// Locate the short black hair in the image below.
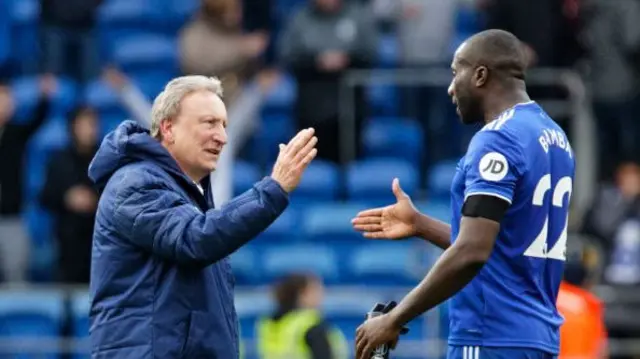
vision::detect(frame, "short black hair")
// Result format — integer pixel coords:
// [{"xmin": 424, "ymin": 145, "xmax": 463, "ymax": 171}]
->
[{"xmin": 463, "ymin": 29, "xmax": 527, "ymax": 81}]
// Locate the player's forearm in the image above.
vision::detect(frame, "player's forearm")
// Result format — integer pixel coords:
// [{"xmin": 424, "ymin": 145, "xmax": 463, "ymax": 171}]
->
[
  {"xmin": 414, "ymin": 213, "xmax": 451, "ymax": 250},
  {"xmin": 388, "ymin": 243, "xmax": 486, "ymax": 327}
]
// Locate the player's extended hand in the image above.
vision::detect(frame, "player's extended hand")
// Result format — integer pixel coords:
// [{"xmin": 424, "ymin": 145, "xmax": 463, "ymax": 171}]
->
[
  {"xmin": 270, "ymin": 128, "xmax": 318, "ymax": 193},
  {"xmin": 351, "ymin": 178, "xmax": 419, "ymax": 240},
  {"xmin": 356, "ymin": 313, "xmax": 403, "ymax": 359}
]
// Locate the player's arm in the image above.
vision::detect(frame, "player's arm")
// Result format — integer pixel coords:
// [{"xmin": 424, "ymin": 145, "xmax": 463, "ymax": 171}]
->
[
  {"xmin": 112, "ymin": 173, "xmax": 289, "ymax": 266},
  {"xmin": 386, "ymin": 130, "xmax": 523, "ymax": 327},
  {"xmin": 413, "ymin": 213, "xmax": 452, "ymax": 250},
  {"xmin": 387, "ymin": 197, "xmax": 508, "ymax": 327}
]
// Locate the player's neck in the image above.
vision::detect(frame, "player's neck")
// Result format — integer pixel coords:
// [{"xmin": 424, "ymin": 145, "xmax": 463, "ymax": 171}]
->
[{"xmin": 483, "ymin": 89, "xmax": 531, "ymax": 124}]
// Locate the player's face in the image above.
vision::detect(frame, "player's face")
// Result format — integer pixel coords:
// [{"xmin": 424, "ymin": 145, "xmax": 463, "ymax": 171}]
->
[
  {"xmin": 162, "ymin": 90, "xmax": 228, "ymax": 180},
  {"xmin": 448, "ymin": 49, "xmax": 484, "ymax": 124}
]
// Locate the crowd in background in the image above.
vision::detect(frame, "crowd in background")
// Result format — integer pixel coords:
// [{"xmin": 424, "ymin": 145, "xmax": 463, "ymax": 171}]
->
[{"xmin": 0, "ymin": 0, "xmax": 639, "ymax": 357}]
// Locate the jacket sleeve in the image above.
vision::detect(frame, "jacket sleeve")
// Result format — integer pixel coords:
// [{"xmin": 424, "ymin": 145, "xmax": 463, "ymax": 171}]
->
[{"xmin": 111, "ymin": 175, "xmax": 289, "ymax": 266}]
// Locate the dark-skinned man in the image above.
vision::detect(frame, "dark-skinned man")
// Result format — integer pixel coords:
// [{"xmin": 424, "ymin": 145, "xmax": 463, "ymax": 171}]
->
[{"xmin": 352, "ymin": 29, "xmax": 575, "ymax": 359}]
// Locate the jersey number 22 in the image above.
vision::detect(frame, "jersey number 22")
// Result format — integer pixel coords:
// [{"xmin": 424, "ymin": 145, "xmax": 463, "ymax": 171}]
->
[{"xmin": 523, "ymin": 175, "xmax": 572, "ymax": 261}]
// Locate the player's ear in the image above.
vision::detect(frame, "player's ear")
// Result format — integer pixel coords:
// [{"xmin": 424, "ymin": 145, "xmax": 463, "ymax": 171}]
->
[{"xmin": 474, "ymin": 66, "xmax": 488, "ymax": 87}]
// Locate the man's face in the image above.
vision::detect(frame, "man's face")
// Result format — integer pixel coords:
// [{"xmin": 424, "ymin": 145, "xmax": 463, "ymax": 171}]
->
[
  {"xmin": 0, "ymin": 86, "xmax": 15, "ymax": 126},
  {"xmin": 448, "ymin": 44, "xmax": 484, "ymax": 125},
  {"xmin": 163, "ymin": 90, "xmax": 228, "ymax": 180}
]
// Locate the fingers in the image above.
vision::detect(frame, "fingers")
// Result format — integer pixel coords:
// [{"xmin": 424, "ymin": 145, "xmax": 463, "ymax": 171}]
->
[
  {"xmin": 284, "ymin": 128, "xmax": 315, "ymax": 156},
  {"xmin": 355, "ymin": 208, "xmax": 384, "ymax": 218},
  {"xmin": 352, "ymin": 216, "xmax": 381, "ymax": 226},
  {"xmin": 293, "ymin": 134, "xmax": 318, "ymax": 166},
  {"xmin": 392, "ymin": 177, "xmax": 407, "ymax": 199},
  {"xmin": 363, "ymin": 232, "xmax": 388, "ymax": 239},
  {"xmin": 353, "ymin": 224, "xmax": 383, "ymax": 233}
]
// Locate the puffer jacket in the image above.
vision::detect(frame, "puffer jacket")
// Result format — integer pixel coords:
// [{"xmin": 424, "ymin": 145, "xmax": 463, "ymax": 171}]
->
[{"xmin": 87, "ymin": 120, "xmax": 288, "ymax": 358}]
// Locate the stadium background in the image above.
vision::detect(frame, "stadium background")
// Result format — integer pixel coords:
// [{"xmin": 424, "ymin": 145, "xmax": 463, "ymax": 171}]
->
[{"xmin": 0, "ymin": 0, "xmax": 639, "ymax": 358}]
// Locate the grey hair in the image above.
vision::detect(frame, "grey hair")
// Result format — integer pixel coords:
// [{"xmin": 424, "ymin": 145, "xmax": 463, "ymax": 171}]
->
[{"xmin": 150, "ymin": 75, "xmax": 224, "ymax": 138}]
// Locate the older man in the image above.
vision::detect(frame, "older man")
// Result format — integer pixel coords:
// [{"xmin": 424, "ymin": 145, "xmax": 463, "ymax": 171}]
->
[{"xmin": 87, "ymin": 75, "xmax": 318, "ymax": 358}]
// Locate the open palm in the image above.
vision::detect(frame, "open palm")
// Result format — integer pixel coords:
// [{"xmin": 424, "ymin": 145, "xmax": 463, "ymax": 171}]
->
[{"xmin": 351, "ymin": 178, "xmax": 419, "ymax": 240}]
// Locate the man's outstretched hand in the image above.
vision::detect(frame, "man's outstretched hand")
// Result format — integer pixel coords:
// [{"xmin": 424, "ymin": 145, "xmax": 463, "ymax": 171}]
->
[
  {"xmin": 351, "ymin": 178, "xmax": 419, "ymax": 240},
  {"xmin": 270, "ymin": 128, "xmax": 318, "ymax": 193}
]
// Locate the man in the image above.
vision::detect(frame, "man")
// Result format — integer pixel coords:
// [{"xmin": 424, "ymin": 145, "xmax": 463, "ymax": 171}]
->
[
  {"xmin": 87, "ymin": 75, "xmax": 318, "ymax": 358},
  {"xmin": 352, "ymin": 29, "xmax": 575, "ymax": 359},
  {"xmin": 557, "ymin": 245, "xmax": 608, "ymax": 359}
]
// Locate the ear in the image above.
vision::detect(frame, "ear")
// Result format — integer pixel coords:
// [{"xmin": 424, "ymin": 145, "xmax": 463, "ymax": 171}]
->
[
  {"xmin": 160, "ymin": 118, "xmax": 174, "ymax": 143},
  {"xmin": 474, "ymin": 65, "xmax": 488, "ymax": 87}
]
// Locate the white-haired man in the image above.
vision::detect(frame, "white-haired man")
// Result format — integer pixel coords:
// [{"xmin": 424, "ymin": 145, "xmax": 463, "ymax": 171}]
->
[{"xmin": 87, "ymin": 75, "xmax": 318, "ymax": 358}]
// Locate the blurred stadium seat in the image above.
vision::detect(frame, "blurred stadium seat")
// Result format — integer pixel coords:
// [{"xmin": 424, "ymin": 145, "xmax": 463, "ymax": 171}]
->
[
  {"xmin": 110, "ymin": 34, "xmax": 178, "ymax": 73},
  {"xmin": 289, "ymin": 160, "xmax": 340, "ymax": 205},
  {"xmin": 302, "ymin": 202, "xmax": 371, "ymax": 244},
  {"xmin": 362, "ymin": 116, "xmax": 424, "ymax": 166},
  {"xmin": 348, "ymin": 242, "xmax": 425, "ymax": 285},
  {"xmin": 232, "ymin": 160, "xmax": 261, "ymax": 195},
  {"xmin": 261, "ymin": 244, "xmax": 340, "ymax": 283},
  {"xmin": 426, "ymin": 159, "xmax": 459, "ymax": 201},
  {"xmin": 0, "ymin": 289, "xmax": 64, "ymax": 359},
  {"xmin": 346, "ymin": 159, "xmax": 419, "ymax": 204}
]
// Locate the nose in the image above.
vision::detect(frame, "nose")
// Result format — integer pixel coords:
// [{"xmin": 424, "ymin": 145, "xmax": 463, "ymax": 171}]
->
[
  {"xmin": 214, "ymin": 126, "xmax": 228, "ymax": 147},
  {"xmin": 447, "ymin": 81, "xmax": 454, "ymax": 98}
]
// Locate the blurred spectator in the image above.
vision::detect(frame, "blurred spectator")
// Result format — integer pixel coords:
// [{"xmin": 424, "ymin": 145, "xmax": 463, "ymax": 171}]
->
[
  {"xmin": 40, "ymin": 0, "xmax": 102, "ymax": 84},
  {"xmin": 558, "ymin": 244, "xmax": 608, "ymax": 359},
  {"xmin": 242, "ymin": 0, "xmax": 275, "ymax": 64},
  {"xmin": 481, "ymin": 0, "xmax": 583, "ymax": 68},
  {"xmin": 279, "ymin": 0, "xmax": 377, "ymax": 163},
  {"xmin": 257, "ymin": 273, "xmax": 348, "ymax": 359},
  {"xmin": 581, "ymin": 0, "xmax": 640, "ymax": 181},
  {"xmin": 179, "ymin": 0, "xmax": 269, "ymax": 105},
  {"xmin": 373, "ymin": 0, "xmax": 458, "ymax": 66},
  {"xmin": 102, "ymin": 67, "xmax": 153, "ymax": 126},
  {"xmin": 0, "ymin": 74, "xmax": 56, "ymax": 283},
  {"xmin": 40, "ymin": 105, "xmax": 99, "ymax": 284},
  {"xmin": 582, "ymin": 162, "xmax": 640, "ymax": 285}
]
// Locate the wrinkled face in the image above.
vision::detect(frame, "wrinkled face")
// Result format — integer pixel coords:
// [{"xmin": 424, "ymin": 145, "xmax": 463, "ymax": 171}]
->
[
  {"xmin": 448, "ymin": 43, "xmax": 485, "ymax": 125},
  {"xmin": 161, "ymin": 90, "xmax": 228, "ymax": 180},
  {"xmin": 0, "ymin": 86, "xmax": 15, "ymax": 125}
]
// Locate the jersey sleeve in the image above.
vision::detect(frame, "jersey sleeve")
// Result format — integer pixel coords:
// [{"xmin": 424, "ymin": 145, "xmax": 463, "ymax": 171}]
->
[{"xmin": 463, "ymin": 129, "xmax": 526, "ymax": 205}]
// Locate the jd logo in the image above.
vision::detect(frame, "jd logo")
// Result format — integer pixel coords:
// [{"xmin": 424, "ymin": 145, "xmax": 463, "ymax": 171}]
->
[{"xmin": 478, "ymin": 152, "xmax": 509, "ymax": 181}]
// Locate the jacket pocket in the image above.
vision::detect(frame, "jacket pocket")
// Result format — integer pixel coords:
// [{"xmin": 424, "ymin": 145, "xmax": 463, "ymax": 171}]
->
[{"xmin": 182, "ymin": 311, "xmax": 234, "ymax": 359}]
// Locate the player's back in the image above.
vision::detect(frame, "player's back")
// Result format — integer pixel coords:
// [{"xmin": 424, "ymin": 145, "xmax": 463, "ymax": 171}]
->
[{"xmin": 448, "ymin": 101, "xmax": 575, "ymax": 355}]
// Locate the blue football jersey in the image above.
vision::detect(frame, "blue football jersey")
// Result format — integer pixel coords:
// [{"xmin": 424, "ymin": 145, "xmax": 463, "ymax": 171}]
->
[{"xmin": 448, "ymin": 101, "xmax": 575, "ymax": 354}]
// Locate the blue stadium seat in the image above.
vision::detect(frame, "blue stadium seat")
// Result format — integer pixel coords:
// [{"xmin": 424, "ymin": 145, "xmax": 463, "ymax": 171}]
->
[
  {"xmin": 302, "ymin": 202, "xmax": 372, "ymax": 244},
  {"xmin": 98, "ymin": 0, "xmax": 165, "ymax": 50},
  {"xmin": 289, "ymin": 160, "xmax": 340, "ymax": 205},
  {"xmin": 229, "ymin": 245, "xmax": 260, "ymax": 285},
  {"xmin": 70, "ymin": 290, "xmax": 90, "ymax": 359},
  {"xmin": 261, "ymin": 244, "xmax": 340, "ymax": 283},
  {"xmin": 255, "ymin": 207, "xmax": 300, "ymax": 244},
  {"xmin": 84, "ymin": 80, "xmax": 122, "ymax": 115},
  {"xmin": 128, "ymin": 70, "xmax": 176, "ymax": 101},
  {"xmin": 8, "ymin": 0, "xmax": 39, "ymax": 74},
  {"xmin": 247, "ymin": 114, "xmax": 294, "ymax": 166},
  {"xmin": 367, "ymin": 84, "xmax": 400, "ymax": 116},
  {"xmin": 348, "ymin": 242, "xmax": 425, "ymax": 285},
  {"xmin": 111, "ymin": 35, "xmax": 178, "ymax": 73},
  {"xmin": 322, "ymin": 289, "xmax": 386, "ymax": 342},
  {"xmin": 261, "ymin": 74, "xmax": 296, "ymax": 114},
  {"xmin": 10, "ymin": 76, "xmax": 78, "ymax": 122},
  {"xmin": 233, "ymin": 160, "xmax": 261, "ymax": 195},
  {"xmin": 346, "ymin": 159, "xmax": 419, "ymax": 204},
  {"xmin": 415, "ymin": 199, "xmax": 451, "ymax": 224},
  {"xmin": 427, "ymin": 159, "xmax": 458, "ymax": 201},
  {"xmin": 378, "ymin": 33, "xmax": 399, "ymax": 68},
  {"xmin": 0, "ymin": 289, "xmax": 65, "ymax": 359},
  {"xmin": 362, "ymin": 117, "xmax": 424, "ymax": 165},
  {"xmin": 235, "ymin": 290, "xmax": 273, "ymax": 340}
]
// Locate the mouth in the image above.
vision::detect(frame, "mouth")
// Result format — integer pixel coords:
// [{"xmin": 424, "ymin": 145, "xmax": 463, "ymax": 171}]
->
[{"xmin": 205, "ymin": 149, "xmax": 221, "ymax": 156}]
